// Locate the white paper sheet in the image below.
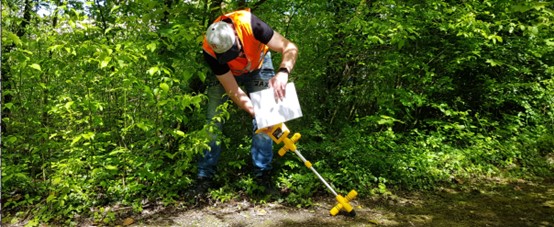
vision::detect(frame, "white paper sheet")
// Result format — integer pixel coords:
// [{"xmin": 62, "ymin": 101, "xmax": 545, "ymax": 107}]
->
[{"xmin": 250, "ymin": 83, "xmax": 303, "ymax": 129}]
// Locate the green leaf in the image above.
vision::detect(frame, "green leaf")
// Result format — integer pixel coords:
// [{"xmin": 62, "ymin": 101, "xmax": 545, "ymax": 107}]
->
[
  {"xmin": 26, "ymin": 219, "xmax": 38, "ymax": 226},
  {"xmin": 46, "ymin": 193, "xmax": 57, "ymax": 203},
  {"xmin": 4, "ymin": 31, "xmax": 22, "ymax": 46},
  {"xmin": 175, "ymin": 168, "xmax": 183, "ymax": 177},
  {"xmin": 148, "ymin": 66, "xmax": 159, "ymax": 76},
  {"xmin": 3, "ymin": 102, "xmax": 14, "ymax": 110},
  {"xmin": 530, "ymin": 26, "xmax": 539, "ymax": 35},
  {"xmin": 100, "ymin": 56, "xmax": 112, "ymax": 68},
  {"xmin": 160, "ymin": 83, "xmax": 170, "ymax": 92},
  {"xmin": 82, "ymin": 132, "xmax": 95, "ymax": 140},
  {"xmin": 65, "ymin": 101, "xmax": 74, "ymax": 110},
  {"xmin": 174, "ymin": 130, "xmax": 185, "ymax": 137},
  {"xmin": 162, "ymin": 67, "xmax": 171, "ymax": 75},
  {"xmin": 30, "ymin": 63, "xmax": 42, "ymax": 71},
  {"xmin": 158, "ymin": 99, "xmax": 168, "ymax": 106},
  {"xmin": 71, "ymin": 135, "xmax": 82, "ymax": 146},
  {"xmin": 486, "ymin": 59, "xmax": 503, "ymax": 66},
  {"xmin": 5, "ymin": 135, "xmax": 17, "ymax": 144},
  {"xmin": 105, "ymin": 165, "xmax": 118, "ymax": 171},
  {"xmin": 164, "ymin": 152, "xmax": 176, "ymax": 159},
  {"xmin": 147, "ymin": 42, "xmax": 157, "ymax": 52},
  {"xmin": 377, "ymin": 115, "xmax": 394, "ymax": 125},
  {"xmin": 136, "ymin": 122, "xmax": 151, "ymax": 131},
  {"xmin": 110, "ymin": 5, "xmax": 121, "ymax": 13},
  {"xmin": 48, "ymin": 44, "xmax": 63, "ymax": 52},
  {"xmin": 109, "ymin": 148, "xmax": 127, "ymax": 155},
  {"xmin": 52, "ymin": 177, "xmax": 62, "ymax": 185}
]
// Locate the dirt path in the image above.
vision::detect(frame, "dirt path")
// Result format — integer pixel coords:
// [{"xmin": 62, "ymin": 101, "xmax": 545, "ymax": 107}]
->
[
  {"xmin": 3, "ymin": 178, "xmax": 553, "ymax": 226},
  {"xmin": 127, "ymin": 178, "xmax": 554, "ymax": 227}
]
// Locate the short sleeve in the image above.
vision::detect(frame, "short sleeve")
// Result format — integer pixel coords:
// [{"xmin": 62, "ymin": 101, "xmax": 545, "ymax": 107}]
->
[{"xmin": 250, "ymin": 13, "xmax": 274, "ymax": 44}]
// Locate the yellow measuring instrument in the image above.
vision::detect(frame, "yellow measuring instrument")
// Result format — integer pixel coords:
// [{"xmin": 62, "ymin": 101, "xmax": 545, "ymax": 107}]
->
[{"xmin": 257, "ymin": 123, "xmax": 357, "ymax": 216}]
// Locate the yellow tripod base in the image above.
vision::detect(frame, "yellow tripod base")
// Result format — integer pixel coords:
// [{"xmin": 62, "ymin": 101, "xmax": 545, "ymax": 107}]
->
[{"xmin": 329, "ymin": 190, "xmax": 358, "ymax": 216}]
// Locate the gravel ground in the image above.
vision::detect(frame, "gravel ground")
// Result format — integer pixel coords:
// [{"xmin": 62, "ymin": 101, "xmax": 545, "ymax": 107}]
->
[{"xmin": 131, "ymin": 197, "xmax": 374, "ymax": 227}]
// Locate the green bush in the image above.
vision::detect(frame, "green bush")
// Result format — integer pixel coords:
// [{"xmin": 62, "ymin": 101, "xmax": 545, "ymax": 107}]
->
[{"xmin": 2, "ymin": 0, "xmax": 553, "ymax": 224}]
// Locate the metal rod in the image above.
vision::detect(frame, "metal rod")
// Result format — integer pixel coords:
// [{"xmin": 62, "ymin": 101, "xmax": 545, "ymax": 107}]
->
[{"xmin": 293, "ymin": 149, "xmax": 338, "ymax": 197}]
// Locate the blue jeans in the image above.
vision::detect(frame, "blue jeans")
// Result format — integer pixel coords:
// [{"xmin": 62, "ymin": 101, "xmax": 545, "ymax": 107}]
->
[{"xmin": 198, "ymin": 52, "xmax": 275, "ymax": 179}]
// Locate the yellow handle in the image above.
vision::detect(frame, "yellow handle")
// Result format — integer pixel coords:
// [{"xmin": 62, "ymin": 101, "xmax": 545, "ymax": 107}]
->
[
  {"xmin": 278, "ymin": 147, "xmax": 287, "ymax": 157},
  {"xmin": 283, "ymin": 137, "xmax": 297, "ymax": 152},
  {"xmin": 329, "ymin": 204, "xmax": 342, "ymax": 216},
  {"xmin": 290, "ymin": 133, "xmax": 301, "ymax": 143},
  {"xmin": 346, "ymin": 190, "xmax": 358, "ymax": 200}
]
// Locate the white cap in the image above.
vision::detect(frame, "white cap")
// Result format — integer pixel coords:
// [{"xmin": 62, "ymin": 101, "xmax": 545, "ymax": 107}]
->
[{"xmin": 206, "ymin": 21, "xmax": 236, "ymax": 53}]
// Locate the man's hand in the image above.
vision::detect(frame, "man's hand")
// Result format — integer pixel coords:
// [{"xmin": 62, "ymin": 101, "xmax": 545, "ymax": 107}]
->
[
  {"xmin": 269, "ymin": 71, "xmax": 288, "ymax": 101},
  {"xmin": 266, "ymin": 31, "xmax": 297, "ymax": 102}
]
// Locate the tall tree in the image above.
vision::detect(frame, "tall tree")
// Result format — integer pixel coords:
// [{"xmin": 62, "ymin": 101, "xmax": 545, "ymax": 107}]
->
[{"xmin": 1, "ymin": 0, "xmax": 33, "ymax": 134}]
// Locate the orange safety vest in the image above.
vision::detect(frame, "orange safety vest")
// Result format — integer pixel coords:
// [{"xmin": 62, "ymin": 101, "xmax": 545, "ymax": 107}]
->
[{"xmin": 202, "ymin": 9, "xmax": 269, "ymax": 76}]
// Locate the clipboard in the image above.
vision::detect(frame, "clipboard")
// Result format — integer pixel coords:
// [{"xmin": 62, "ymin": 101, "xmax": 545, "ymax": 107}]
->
[{"xmin": 250, "ymin": 82, "xmax": 303, "ymax": 129}]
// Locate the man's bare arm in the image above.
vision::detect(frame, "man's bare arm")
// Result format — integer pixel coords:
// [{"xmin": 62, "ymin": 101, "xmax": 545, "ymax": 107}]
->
[
  {"xmin": 266, "ymin": 31, "xmax": 298, "ymax": 100},
  {"xmin": 216, "ymin": 71, "xmax": 255, "ymax": 117}
]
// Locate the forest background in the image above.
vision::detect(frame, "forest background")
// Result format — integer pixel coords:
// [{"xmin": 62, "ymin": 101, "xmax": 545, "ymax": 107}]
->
[{"xmin": 2, "ymin": 0, "xmax": 553, "ymax": 225}]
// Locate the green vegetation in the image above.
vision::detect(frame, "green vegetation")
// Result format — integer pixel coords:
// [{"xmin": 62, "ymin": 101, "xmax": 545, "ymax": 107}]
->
[{"xmin": 2, "ymin": 0, "xmax": 553, "ymax": 225}]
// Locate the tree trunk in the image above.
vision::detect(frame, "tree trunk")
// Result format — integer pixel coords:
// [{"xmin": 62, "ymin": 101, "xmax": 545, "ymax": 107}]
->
[{"xmin": 1, "ymin": 0, "xmax": 33, "ymax": 134}]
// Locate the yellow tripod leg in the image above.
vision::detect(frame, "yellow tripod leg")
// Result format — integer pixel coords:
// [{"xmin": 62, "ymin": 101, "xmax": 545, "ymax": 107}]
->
[{"xmin": 329, "ymin": 190, "xmax": 358, "ymax": 216}]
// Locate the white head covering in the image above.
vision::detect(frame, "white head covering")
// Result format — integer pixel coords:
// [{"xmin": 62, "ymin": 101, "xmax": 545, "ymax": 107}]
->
[{"xmin": 206, "ymin": 21, "xmax": 236, "ymax": 53}]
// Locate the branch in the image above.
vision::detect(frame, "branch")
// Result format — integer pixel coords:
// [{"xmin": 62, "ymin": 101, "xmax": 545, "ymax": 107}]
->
[{"xmin": 251, "ymin": 0, "xmax": 268, "ymax": 11}]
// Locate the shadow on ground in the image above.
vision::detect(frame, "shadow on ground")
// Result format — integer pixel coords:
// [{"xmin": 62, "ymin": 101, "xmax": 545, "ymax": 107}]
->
[{"xmin": 124, "ymin": 177, "xmax": 553, "ymax": 227}]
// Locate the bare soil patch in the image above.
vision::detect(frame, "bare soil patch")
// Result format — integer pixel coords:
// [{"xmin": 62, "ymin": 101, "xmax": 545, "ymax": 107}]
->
[
  {"xmin": 127, "ymin": 178, "xmax": 554, "ymax": 227},
  {"xmin": 3, "ymin": 178, "xmax": 553, "ymax": 226}
]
